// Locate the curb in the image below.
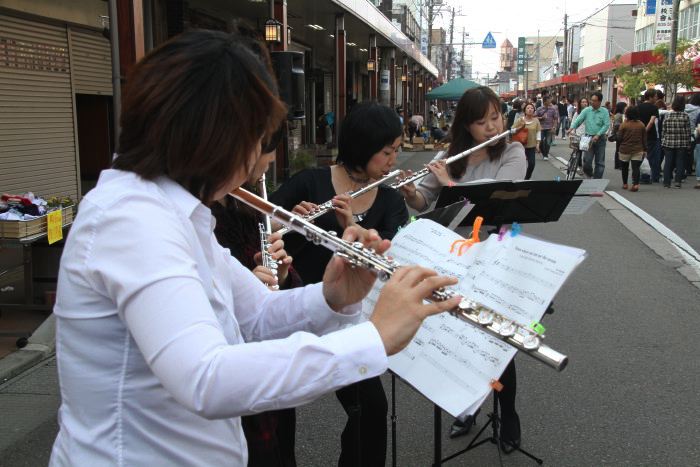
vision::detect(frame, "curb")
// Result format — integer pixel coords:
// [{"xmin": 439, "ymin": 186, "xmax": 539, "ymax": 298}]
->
[{"xmin": 0, "ymin": 314, "xmax": 55, "ymax": 385}]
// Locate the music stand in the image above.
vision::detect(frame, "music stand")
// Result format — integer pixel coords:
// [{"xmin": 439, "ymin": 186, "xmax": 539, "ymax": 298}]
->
[
  {"xmin": 413, "ymin": 183, "xmax": 581, "ymax": 465},
  {"xmin": 434, "ymin": 179, "xmax": 583, "ymax": 228}
]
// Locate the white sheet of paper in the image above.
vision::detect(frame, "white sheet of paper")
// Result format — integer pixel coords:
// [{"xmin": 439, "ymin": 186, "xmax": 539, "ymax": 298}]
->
[
  {"xmin": 563, "ymin": 179, "xmax": 610, "ymax": 215},
  {"xmin": 362, "ymin": 219, "xmax": 586, "ymax": 418}
]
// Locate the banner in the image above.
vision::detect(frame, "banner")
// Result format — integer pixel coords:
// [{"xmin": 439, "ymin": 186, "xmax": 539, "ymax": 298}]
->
[
  {"xmin": 655, "ymin": 0, "xmax": 674, "ymax": 43},
  {"xmin": 646, "ymin": 0, "xmax": 656, "ymax": 15}
]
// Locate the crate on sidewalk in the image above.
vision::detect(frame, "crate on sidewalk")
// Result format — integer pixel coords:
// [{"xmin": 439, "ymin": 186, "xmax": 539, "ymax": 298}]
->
[{"xmin": 0, "ymin": 205, "xmax": 74, "ymax": 239}]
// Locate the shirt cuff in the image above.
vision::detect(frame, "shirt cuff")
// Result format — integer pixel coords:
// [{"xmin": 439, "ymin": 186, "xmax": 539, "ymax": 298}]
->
[
  {"xmin": 303, "ymin": 282, "xmax": 364, "ymax": 330},
  {"xmin": 321, "ymin": 321, "xmax": 388, "ymax": 383}
]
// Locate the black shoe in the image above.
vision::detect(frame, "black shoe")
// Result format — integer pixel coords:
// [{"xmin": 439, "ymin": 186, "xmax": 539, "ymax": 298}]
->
[
  {"xmin": 499, "ymin": 412, "xmax": 521, "ymax": 454},
  {"xmin": 449, "ymin": 409, "xmax": 480, "ymax": 438}
]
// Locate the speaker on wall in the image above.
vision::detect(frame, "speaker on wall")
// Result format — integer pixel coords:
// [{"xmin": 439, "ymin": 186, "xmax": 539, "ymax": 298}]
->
[{"xmin": 270, "ymin": 51, "xmax": 305, "ymax": 120}]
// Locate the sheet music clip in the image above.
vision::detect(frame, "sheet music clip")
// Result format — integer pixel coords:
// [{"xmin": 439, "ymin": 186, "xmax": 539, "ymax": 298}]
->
[
  {"xmin": 497, "ymin": 225, "xmax": 508, "ymax": 241},
  {"xmin": 531, "ymin": 321, "xmax": 546, "ymax": 335},
  {"xmin": 555, "ymin": 176, "xmax": 561, "ymax": 182},
  {"xmin": 489, "ymin": 379, "xmax": 504, "ymax": 392},
  {"xmin": 510, "ymin": 222, "xmax": 521, "ymax": 237},
  {"xmin": 449, "ymin": 216, "xmax": 483, "ymax": 255}
]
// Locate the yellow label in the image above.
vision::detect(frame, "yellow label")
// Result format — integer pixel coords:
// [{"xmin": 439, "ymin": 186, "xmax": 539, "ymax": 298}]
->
[{"xmin": 47, "ymin": 210, "xmax": 63, "ymax": 245}]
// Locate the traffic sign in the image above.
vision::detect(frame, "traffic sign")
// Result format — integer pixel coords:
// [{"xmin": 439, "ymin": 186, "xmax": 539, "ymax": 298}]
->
[{"xmin": 482, "ymin": 32, "xmax": 496, "ymax": 49}]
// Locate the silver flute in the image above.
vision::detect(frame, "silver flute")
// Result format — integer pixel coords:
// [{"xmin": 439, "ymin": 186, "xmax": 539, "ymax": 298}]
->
[
  {"xmin": 276, "ymin": 129, "xmax": 514, "ymax": 236},
  {"xmin": 257, "ymin": 174, "xmax": 279, "ymax": 290},
  {"xmin": 229, "ymin": 187, "xmax": 568, "ymax": 372},
  {"xmin": 389, "ymin": 128, "xmax": 515, "ymax": 189}
]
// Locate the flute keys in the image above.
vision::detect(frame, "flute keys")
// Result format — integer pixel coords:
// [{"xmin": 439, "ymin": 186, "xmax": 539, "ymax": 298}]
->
[
  {"xmin": 522, "ymin": 334, "xmax": 540, "ymax": 350},
  {"xmin": 498, "ymin": 320, "xmax": 516, "ymax": 337},
  {"xmin": 477, "ymin": 310, "xmax": 494, "ymax": 325}
]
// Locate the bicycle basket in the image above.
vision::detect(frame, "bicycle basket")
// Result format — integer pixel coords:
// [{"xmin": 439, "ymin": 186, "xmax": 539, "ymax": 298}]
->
[{"xmin": 569, "ymin": 135, "xmax": 581, "ymax": 150}]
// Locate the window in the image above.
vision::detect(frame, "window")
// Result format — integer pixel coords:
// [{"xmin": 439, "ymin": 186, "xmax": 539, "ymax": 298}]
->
[
  {"xmin": 679, "ymin": 3, "xmax": 700, "ymax": 41},
  {"xmin": 634, "ymin": 24, "xmax": 654, "ymax": 51}
]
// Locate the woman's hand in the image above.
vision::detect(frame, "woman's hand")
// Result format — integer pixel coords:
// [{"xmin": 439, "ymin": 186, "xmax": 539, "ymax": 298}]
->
[
  {"xmin": 426, "ymin": 160, "xmax": 451, "ymax": 186},
  {"xmin": 536, "ymin": 143, "xmax": 541, "ymax": 154},
  {"xmin": 291, "ymin": 201, "xmax": 319, "ymax": 218},
  {"xmin": 370, "ymin": 266, "xmax": 461, "ymax": 355},
  {"xmin": 253, "ymin": 232, "xmax": 292, "ymax": 285},
  {"xmin": 252, "ymin": 265, "xmax": 280, "ymax": 290},
  {"xmin": 322, "ymin": 226, "xmax": 391, "ymax": 311},
  {"xmin": 397, "ymin": 170, "xmax": 417, "ymax": 199},
  {"xmin": 332, "ymin": 193, "xmax": 355, "ymax": 230}
]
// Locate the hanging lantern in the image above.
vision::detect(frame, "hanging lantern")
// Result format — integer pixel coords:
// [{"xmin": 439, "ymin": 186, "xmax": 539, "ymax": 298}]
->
[{"xmin": 265, "ymin": 19, "xmax": 282, "ymax": 43}]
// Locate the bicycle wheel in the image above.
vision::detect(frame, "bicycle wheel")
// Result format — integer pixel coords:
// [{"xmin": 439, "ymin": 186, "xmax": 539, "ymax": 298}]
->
[{"xmin": 565, "ymin": 150, "xmax": 578, "ymax": 180}]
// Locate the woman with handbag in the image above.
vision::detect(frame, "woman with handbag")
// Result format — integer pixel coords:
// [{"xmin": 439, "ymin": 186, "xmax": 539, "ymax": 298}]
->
[
  {"xmin": 512, "ymin": 102, "xmax": 541, "ymax": 179},
  {"xmin": 611, "ymin": 102, "xmax": 627, "ymax": 169},
  {"xmin": 616, "ymin": 106, "xmax": 647, "ymax": 192}
]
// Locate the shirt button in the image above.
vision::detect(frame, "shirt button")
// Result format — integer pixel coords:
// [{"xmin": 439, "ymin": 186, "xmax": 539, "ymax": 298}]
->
[{"xmin": 359, "ymin": 366, "xmax": 368, "ymax": 376}]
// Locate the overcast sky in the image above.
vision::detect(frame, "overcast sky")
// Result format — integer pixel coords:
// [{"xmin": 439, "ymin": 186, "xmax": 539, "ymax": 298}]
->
[{"xmin": 431, "ymin": 0, "xmax": 636, "ymax": 78}]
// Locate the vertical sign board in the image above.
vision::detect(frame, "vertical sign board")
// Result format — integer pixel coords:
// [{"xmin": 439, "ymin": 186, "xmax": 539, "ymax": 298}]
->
[
  {"xmin": 655, "ymin": 0, "xmax": 674, "ymax": 43},
  {"xmin": 517, "ymin": 37, "xmax": 526, "ymax": 75},
  {"xmin": 646, "ymin": 0, "xmax": 657, "ymax": 15},
  {"xmin": 47, "ymin": 210, "xmax": 63, "ymax": 245}
]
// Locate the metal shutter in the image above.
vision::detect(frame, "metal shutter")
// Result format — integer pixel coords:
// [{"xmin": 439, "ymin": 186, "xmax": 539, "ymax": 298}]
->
[
  {"xmin": 0, "ymin": 14, "xmax": 78, "ymax": 200},
  {"xmin": 69, "ymin": 28, "xmax": 112, "ymax": 96}
]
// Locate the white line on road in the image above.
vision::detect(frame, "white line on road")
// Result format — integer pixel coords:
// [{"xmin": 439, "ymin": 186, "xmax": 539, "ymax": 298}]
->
[{"xmin": 605, "ymin": 191, "xmax": 700, "ymax": 278}]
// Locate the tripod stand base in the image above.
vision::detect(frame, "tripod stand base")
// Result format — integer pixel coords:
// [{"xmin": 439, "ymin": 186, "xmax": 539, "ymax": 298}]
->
[{"xmin": 435, "ymin": 392, "xmax": 543, "ymax": 465}]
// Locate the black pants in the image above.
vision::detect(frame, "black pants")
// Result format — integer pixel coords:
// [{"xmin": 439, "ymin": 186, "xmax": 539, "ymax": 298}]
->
[
  {"xmin": 336, "ymin": 376, "xmax": 388, "ymax": 467},
  {"xmin": 524, "ymin": 147, "xmax": 536, "ymax": 180},
  {"xmin": 621, "ymin": 159, "xmax": 642, "ymax": 185},
  {"xmin": 663, "ymin": 147, "xmax": 686, "ymax": 185},
  {"xmin": 497, "ymin": 360, "xmax": 517, "ymax": 417},
  {"xmin": 540, "ymin": 129, "xmax": 552, "ymax": 157},
  {"xmin": 242, "ymin": 408, "xmax": 297, "ymax": 467}
]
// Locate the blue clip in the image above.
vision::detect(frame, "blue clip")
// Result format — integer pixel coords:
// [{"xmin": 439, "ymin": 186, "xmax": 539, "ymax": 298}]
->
[
  {"xmin": 510, "ymin": 222, "xmax": 521, "ymax": 238},
  {"xmin": 554, "ymin": 176, "xmax": 561, "ymax": 182},
  {"xmin": 498, "ymin": 226, "xmax": 507, "ymax": 241}
]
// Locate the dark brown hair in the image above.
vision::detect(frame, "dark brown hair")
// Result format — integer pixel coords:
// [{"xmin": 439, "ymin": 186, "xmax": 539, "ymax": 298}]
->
[
  {"xmin": 671, "ymin": 94, "xmax": 686, "ymax": 112},
  {"xmin": 113, "ymin": 29, "xmax": 287, "ymax": 204},
  {"xmin": 447, "ymin": 86, "xmax": 506, "ymax": 179}
]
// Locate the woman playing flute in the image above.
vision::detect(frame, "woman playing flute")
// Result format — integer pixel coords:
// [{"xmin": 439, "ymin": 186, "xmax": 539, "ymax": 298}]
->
[
  {"xmin": 398, "ymin": 86, "xmax": 526, "ymax": 453},
  {"xmin": 48, "ymin": 30, "xmax": 460, "ymax": 466},
  {"xmin": 270, "ymin": 102, "xmax": 407, "ymax": 466}
]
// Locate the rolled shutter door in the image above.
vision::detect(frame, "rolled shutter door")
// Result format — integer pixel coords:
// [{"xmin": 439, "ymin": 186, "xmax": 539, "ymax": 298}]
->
[
  {"xmin": 0, "ymin": 14, "xmax": 78, "ymax": 200},
  {"xmin": 69, "ymin": 28, "xmax": 112, "ymax": 96}
]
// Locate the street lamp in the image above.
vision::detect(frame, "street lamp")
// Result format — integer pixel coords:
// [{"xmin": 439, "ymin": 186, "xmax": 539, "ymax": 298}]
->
[
  {"xmin": 401, "ymin": 73, "xmax": 407, "ymax": 82},
  {"xmin": 287, "ymin": 25, "xmax": 292, "ymax": 45},
  {"xmin": 367, "ymin": 58, "xmax": 376, "ymax": 72},
  {"xmin": 265, "ymin": 19, "xmax": 282, "ymax": 43}
]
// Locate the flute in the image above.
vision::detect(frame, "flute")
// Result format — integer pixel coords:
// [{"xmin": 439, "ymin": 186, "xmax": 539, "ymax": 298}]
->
[
  {"xmin": 229, "ymin": 187, "xmax": 568, "ymax": 371},
  {"xmin": 256, "ymin": 174, "xmax": 279, "ymax": 290},
  {"xmin": 389, "ymin": 128, "xmax": 515, "ymax": 189},
  {"xmin": 276, "ymin": 129, "xmax": 514, "ymax": 236}
]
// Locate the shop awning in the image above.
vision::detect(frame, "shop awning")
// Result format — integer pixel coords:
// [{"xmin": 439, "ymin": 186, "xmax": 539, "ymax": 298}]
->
[{"xmin": 425, "ymin": 78, "xmax": 480, "ymax": 100}]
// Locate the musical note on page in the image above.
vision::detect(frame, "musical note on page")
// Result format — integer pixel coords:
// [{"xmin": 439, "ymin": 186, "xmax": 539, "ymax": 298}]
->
[{"xmin": 361, "ymin": 219, "xmax": 586, "ymax": 418}]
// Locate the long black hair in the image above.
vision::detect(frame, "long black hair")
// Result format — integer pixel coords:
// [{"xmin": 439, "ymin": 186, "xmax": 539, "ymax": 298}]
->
[{"xmin": 447, "ymin": 86, "xmax": 506, "ymax": 179}]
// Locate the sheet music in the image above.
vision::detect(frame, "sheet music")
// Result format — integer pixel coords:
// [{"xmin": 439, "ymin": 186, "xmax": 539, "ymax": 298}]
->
[
  {"xmin": 361, "ymin": 219, "xmax": 586, "ymax": 418},
  {"xmin": 563, "ymin": 179, "xmax": 610, "ymax": 215}
]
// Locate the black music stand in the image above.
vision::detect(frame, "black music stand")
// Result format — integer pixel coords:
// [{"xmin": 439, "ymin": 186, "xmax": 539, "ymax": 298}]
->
[{"xmin": 434, "ymin": 179, "xmax": 582, "ymax": 228}]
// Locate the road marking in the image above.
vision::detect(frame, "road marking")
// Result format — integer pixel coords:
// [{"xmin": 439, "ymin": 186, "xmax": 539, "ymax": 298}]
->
[{"xmin": 605, "ymin": 190, "xmax": 700, "ymax": 281}]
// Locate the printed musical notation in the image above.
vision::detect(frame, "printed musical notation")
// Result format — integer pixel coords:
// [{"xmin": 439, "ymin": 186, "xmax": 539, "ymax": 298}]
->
[{"xmin": 362, "ymin": 219, "xmax": 586, "ymax": 418}]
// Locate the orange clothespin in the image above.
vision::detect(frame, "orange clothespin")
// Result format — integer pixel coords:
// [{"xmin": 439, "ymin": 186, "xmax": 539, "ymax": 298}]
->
[
  {"xmin": 449, "ymin": 216, "xmax": 483, "ymax": 256},
  {"xmin": 490, "ymin": 379, "xmax": 504, "ymax": 392}
]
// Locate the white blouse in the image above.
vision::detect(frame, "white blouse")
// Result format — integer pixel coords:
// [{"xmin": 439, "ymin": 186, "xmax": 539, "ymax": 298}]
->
[{"xmin": 49, "ymin": 169, "xmax": 387, "ymax": 466}]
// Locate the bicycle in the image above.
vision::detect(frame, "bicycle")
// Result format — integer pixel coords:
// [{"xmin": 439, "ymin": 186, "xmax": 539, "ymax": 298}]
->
[{"xmin": 565, "ymin": 135, "xmax": 582, "ymax": 180}]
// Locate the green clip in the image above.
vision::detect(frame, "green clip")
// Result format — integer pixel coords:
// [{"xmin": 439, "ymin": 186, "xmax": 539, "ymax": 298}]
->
[
  {"xmin": 410, "ymin": 215, "xmax": 417, "ymax": 223},
  {"xmin": 531, "ymin": 321, "xmax": 546, "ymax": 335}
]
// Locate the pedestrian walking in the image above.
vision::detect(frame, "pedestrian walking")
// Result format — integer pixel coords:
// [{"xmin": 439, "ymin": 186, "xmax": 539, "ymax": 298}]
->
[
  {"xmin": 513, "ymin": 102, "xmax": 541, "ymax": 179},
  {"xmin": 662, "ymin": 95, "xmax": 692, "ymax": 188},
  {"xmin": 637, "ymin": 89, "xmax": 661, "ymax": 182},
  {"xmin": 557, "ymin": 96, "xmax": 569, "ymax": 138},
  {"xmin": 535, "ymin": 94, "xmax": 558, "ymax": 160},
  {"xmin": 569, "ymin": 91, "xmax": 610, "ymax": 179},
  {"xmin": 571, "ymin": 97, "xmax": 589, "ymax": 172},
  {"xmin": 616, "ymin": 106, "xmax": 647, "ymax": 192},
  {"xmin": 611, "ymin": 101, "xmax": 627, "ymax": 170}
]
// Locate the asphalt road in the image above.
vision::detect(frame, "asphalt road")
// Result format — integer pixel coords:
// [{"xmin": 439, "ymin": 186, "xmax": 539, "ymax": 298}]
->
[{"xmin": 1, "ymin": 143, "xmax": 699, "ymax": 466}]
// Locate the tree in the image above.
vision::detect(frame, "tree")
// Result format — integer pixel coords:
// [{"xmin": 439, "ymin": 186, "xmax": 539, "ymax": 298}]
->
[
  {"xmin": 614, "ymin": 60, "xmax": 646, "ymax": 104},
  {"xmin": 645, "ymin": 39, "xmax": 700, "ymax": 101}
]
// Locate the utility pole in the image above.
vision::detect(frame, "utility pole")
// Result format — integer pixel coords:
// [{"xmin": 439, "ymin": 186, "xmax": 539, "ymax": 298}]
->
[
  {"xmin": 447, "ymin": 7, "xmax": 455, "ymax": 81},
  {"xmin": 563, "ymin": 13, "xmax": 568, "ymax": 75},
  {"xmin": 427, "ymin": 0, "xmax": 434, "ymax": 61},
  {"xmin": 536, "ymin": 29, "xmax": 540, "ymax": 87},
  {"xmin": 460, "ymin": 27, "xmax": 465, "ymax": 78},
  {"xmin": 668, "ymin": 0, "xmax": 681, "ymax": 66}
]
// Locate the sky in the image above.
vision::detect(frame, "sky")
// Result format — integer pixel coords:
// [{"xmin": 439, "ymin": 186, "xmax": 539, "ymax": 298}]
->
[{"xmin": 431, "ymin": 0, "xmax": 635, "ymax": 78}]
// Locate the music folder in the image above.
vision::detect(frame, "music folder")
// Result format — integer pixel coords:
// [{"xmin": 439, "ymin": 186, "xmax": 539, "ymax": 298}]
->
[{"xmin": 434, "ymin": 179, "xmax": 582, "ymax": 226}]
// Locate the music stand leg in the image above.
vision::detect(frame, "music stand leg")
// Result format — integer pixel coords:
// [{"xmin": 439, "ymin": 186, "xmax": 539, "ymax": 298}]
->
[
  {"xmin": 391, "ymin": 374, "xmax": 397, "ymax": 467},
  {"xmin": 433, "ymin": 405, "xmax": 442, "ymax": 466}
]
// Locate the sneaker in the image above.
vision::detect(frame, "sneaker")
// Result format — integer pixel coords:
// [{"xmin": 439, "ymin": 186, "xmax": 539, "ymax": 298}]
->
[
  {"xmin": 543, "ymin": 156, "xmax": 549, "ymax": 160},
  {"xmin": 674, "ymin": 183, "xmax": 681, "ymax": 188},
  {"xmin": 664, "ymin": 184, "xmax": 671, "ymax": 188},
  {"xmin": 630, "ymin": 185, "xmax": 639, "ymax": 192}
]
